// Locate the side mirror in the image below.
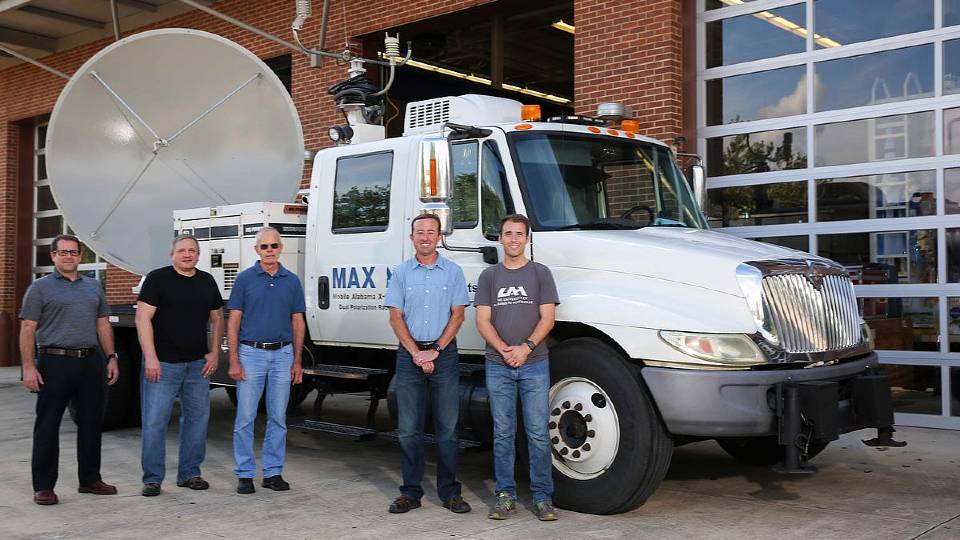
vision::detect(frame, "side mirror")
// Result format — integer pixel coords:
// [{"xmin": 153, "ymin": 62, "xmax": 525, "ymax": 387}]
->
[
  {"xmin": 689, "ymin": 164, "xmax": 706, "ymax": 211},
  {"xmin": 418, "ymin": 135, "xmax": 454, "ymax": 236}
]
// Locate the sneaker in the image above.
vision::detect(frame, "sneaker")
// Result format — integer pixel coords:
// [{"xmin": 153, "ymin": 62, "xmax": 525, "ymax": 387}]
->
[
  {"xmin": 261, "ymin": 475, "xmax": 290, "ymax": 491},
  {"xmin": 236, "ymin": 478, "xmax": 255, "ymax": 494},
  {"xmin": 487, "ymin": 491, "xmax": 516, "ymax": 520},
  {"xmin": 534, "ymin": 501, "xmax": 558, "ymax": 521},
  {"xmin": 442, "ymin": 495, "xmax": 472, "ymax": 514},
  {"xmin": 141, "ymin": 483, "xmax": 161, "ymax": 497},
  {"xmin": 388, "ymin": 495, "xmax": 422, "ymax": 514}
]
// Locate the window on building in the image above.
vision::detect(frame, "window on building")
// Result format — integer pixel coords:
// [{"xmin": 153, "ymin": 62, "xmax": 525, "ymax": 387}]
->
[
  {"xmin": 332, "ymin": 152, "xmax": 392, "ymax": 233},
  {"xmin": 32, "ymin": 122, "xmax": 107, "ymax": 284}
]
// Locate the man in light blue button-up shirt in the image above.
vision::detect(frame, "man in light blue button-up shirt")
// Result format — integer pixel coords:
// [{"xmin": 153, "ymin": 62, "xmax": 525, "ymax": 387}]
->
[{"xmin": 384, "ymin": 214, "xmax": 472, "ymax": 515}]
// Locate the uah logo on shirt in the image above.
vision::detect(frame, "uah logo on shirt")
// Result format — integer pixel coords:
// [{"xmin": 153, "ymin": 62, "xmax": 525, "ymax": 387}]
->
[{"xmin": 497, "ymin": 286, "xmax": 527, "ymax": 299}]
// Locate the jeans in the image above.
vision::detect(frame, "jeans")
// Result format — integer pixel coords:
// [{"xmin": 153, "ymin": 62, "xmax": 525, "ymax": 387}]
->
[
  {"xmin": 485, "ymin": 358, "xmax": 554, "ymax": 504},
  {"xmin": 141, "ymin": 358, "xmax": 210, "ymax": 485},
  {"xmin": 233, "ymin": 344, "xmax": 293, "ymax": 479},
  {"xmin": 394, "ymin": 343, "xmax": 461, "ymax": 501},
  {"xmin": 32, "ymin": 352, "xmax": 105, "ymax": 491}
]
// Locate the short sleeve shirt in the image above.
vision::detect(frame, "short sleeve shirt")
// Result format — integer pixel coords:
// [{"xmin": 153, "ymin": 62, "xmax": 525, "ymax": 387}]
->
[
  {"xmin": 474, "ymin": 261, "xmax": 559, "ymax": 364},
  {"xmin": 138, "ymin": 266, "xmax": 223, "ymax": 362},
  {"xmin": 384, "ymin": 255, "xmax": 470, "ymax": 342},
  {"xmin": 227, "ymin": 262, "xmax": 306, "ymax": 342},
  {"xmin": 19, "ymin": 270, "xmax": 109, "ymax": 349}
]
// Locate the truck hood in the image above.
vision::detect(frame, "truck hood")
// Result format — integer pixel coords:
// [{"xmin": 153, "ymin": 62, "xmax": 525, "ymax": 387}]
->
[{"xmin": 533, "ymin": 227, "xmax": 823, "ymax": 297}]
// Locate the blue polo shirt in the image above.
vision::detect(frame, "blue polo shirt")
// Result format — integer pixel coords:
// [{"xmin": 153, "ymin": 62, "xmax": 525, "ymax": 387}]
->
[
  {"xmin": 384, "ymin": 254, "xmax": 470, "ymax": 342},
  {"xmin": 227, "ymin": 261, "xmax": 306, "ymax": 342}
]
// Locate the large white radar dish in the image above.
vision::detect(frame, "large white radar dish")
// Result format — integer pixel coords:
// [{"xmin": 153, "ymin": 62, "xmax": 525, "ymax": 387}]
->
[{"xmin": 47, "ymin": 28, "xmax": 304, "ymax": 275}]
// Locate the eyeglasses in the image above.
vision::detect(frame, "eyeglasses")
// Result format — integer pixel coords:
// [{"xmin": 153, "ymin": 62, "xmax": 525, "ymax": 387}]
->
[
  {"xmin": 259, "ymin": 243, "xmax": 280, "ymax": 250},
  {"xmin": 53, "ymin": 250, "xmax": 81, "ymax": 256}
]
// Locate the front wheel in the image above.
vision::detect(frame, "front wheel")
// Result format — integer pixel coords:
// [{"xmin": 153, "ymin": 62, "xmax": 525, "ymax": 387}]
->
[{"xmin": 549, "ymin": 338, "xmax": 673, "ymax": 514}]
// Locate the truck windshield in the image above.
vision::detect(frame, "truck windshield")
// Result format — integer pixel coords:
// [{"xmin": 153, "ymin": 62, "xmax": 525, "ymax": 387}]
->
[{"xmin": 509, "ymin": 132, "xmax": 707, "ymax": 231}]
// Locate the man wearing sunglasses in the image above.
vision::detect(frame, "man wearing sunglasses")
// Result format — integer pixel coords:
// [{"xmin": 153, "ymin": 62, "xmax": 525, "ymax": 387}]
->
[
  {"xmin": 19, "ymin": 234, "xmax": 120, "ymax": 505},
  {"xmin": 227, "ymin": 226, "xmax": 305, "ymax": 494}
]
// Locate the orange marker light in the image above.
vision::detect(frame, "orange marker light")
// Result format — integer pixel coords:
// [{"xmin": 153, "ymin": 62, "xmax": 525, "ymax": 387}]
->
[
  {"xmin": 587, "ymin": 126, "xmax": 601, "ymax": 134},
  {"xmin": 621, "ymin": 119, "xmax": 640, "ymax": 133},
  {"xmin": 521, "ymin": 104, "xmax": 542, "ymax": 121},
  {"xmin": 515, "ymin": 123, "xmax": 534, "ymax": 130},
  {"xmin": 429, "ymin": 158, "xmax": 438, "ymax": 196},
  {"xmin": 606, "ymin": 129, "xmax": 620, "ymax": 136}
]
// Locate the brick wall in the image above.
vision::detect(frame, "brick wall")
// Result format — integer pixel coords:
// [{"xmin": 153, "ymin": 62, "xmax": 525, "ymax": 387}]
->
[
  {"xmin": 574, "ymin": 0, "xmax": 683, "ymax": 142},
  {"xmin": 0, "ymin": 0, "xmax": 685, "ymax": 364}
]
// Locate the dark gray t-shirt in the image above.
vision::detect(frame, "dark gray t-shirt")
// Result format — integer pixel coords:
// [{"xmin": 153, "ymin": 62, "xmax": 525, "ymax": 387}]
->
[
  {"xmin": 475, "ymin": 261, "xmax": 559, "ymax": 364},
  {"xmin": 19, "ymin": 271, "xmax": 109, "ymax": 348}
]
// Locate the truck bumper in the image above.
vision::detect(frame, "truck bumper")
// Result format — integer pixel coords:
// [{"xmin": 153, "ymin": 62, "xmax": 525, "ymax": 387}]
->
[{"xmin": 641, "ymin": 353, "xmax": 892, "ymax": 437}]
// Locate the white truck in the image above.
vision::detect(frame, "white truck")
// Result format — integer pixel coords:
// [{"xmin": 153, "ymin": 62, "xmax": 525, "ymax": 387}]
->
[
  {"xmin": 46, "ymin": 29, "xmax": 898, "ymax": 515},
  {"xmin": 175, "ymin": 93, "xmax": 894, "ymax": 514}
]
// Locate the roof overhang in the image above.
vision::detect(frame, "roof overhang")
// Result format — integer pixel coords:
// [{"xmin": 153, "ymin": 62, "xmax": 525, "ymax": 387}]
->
[{"xmin": 0, "ymin": 0, "xmax": 207, "ymax": 72}]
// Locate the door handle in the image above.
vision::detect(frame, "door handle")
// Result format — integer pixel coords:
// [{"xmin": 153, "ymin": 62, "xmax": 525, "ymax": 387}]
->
[{"xmin": 318, "ymin": 276, "xmax": 330, "ymax": 310}]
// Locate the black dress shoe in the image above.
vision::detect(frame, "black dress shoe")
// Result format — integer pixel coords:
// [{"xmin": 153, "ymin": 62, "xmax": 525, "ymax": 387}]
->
[
  {"xmin": 141, "ymin": 483, "xmax": 161, "ymax": 497},
  {"xmin": 388, "ymin": 496, "xmax": 422, "ymax": 513},
  {"xmin": 33, "ymin": 490, "xmax": 58, "ymax": 505},
  {"xmin": 262, "ymin": 475, "xmax": 290, "ymax": 491},
  {"xmin": 442, "ymin": 495, "xmax": 471, "ymax": 513},
  {"xmin": 237, "ymin": 478, "xmax": 255, "ymax": 494}
]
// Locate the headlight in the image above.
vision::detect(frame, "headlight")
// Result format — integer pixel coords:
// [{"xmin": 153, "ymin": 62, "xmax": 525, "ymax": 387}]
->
[{"xmin": 659, "ymin": 331, "xmax": 765, "ymax": 365}]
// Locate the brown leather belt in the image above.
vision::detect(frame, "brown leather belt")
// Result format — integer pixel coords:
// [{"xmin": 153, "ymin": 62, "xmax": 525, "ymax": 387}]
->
[{"xmin": 38, "ymin": 347, "xmax": 94, "ymax": 358}]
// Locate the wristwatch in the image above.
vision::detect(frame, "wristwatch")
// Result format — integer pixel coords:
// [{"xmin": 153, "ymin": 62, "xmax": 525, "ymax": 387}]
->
[
  {"xmin": 107, "ymin": 353, "xmax": 119, "ymax": 360},
  {"xmin": 524, "ymin": 339, "xmax": 537, "ymax": 352},
  {"xmin": 432, "ymin": 342, "xmax": 444, "ymax": 353}
]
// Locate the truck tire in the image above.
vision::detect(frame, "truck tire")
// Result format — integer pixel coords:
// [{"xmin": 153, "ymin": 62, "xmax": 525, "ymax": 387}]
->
[
  {"xmin": 717, "ymin": 436, "xmax": 828, "ymax": 466},
  {"xmin": 549, "ymin": 338, "xmax": 673, "ymax": 515}
]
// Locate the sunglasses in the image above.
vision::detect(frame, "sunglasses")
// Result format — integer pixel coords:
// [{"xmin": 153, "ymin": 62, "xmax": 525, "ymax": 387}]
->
[
  {"xmin": 259, "ymin": 243, "xmax": 280, "ymax": 250},
  {"xmin": 53, "ymin": 249, "xmax": 81, "ymax": 256}
]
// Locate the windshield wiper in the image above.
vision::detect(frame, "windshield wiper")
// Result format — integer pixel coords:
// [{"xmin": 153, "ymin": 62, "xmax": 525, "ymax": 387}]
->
[{"xmin": 554, "ymin": 219, "xmax": 643, "ymax": 231}]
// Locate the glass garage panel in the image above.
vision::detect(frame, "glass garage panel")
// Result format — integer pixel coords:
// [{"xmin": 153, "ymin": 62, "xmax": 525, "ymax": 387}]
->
[
  {"xmin": 706, "ymin": 127, "xmax": 807, "ymax": 177},
  {"xmin": 705, "ymin": 4, "xmax": 807, "ymax": 67},
  {"xmin": 814, "ymin": 45, "xmax": 934, "ymax": 112},
  {"xmin": 814, "ymin": 111, "xmax": 935, "ymax": 167},
  {"xmin": 815, "ymin": 170, "xmax": 936, "ymax": 222},
  {"xmin": 707, "ymin": 181, "xmax": 807, "ymax": 227},
  {"xmin": 885, "ymin": 364, "xmax": 943, "ymax": 415},
  {"xmin": 706, "ymin": 65, "xmax": 806, "ymax": 125},
  {"xmin": 819, "ymin": 229, "xmax": 937, "ymax": 284},
  {"xmin": 860, "ymin": 297, "xmax": 939, "ymax": 351},
  {"xmin": 813, "ymin": 0, "xmax": 933, "ymax": 48},
  {"xmin": 746, "ymin": 235, "xmax": 809, "ymax": 252}
]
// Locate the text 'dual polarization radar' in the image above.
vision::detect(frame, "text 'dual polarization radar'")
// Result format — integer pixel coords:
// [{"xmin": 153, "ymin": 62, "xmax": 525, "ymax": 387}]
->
[{"xmin": 47, "ymin": 28, "xmax": 304, "ymax": 275}]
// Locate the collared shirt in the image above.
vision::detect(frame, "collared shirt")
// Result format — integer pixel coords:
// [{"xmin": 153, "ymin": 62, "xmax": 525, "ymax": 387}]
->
[
  {"xmin": 227, "ymin": 261, "xmax": 306, "ymax": 342},
  {"xmin": 384, "ymin": 254, "xmax": 470, "ymax": 341},
  {"xmin": 19, "ymin": 269, "xmax": 109, "ymax": 349}
]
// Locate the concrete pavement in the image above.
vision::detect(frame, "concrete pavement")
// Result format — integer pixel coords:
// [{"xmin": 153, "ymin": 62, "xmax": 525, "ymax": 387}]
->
[{"xmin": 0, "ymin": 366, "xmax": 957, "ymax": 540}]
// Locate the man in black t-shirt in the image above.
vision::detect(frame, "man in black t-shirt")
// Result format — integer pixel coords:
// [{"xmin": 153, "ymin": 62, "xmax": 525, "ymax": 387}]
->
[{"xmin": 135, "ymin": 234, "xmax": 223, "ymax": 497}]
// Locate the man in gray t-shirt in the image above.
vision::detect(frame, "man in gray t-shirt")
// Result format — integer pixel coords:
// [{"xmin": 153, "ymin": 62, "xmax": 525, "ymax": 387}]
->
[{"xmin": 475, "ymin": 214, "xmax": 560, "ymax": 522}]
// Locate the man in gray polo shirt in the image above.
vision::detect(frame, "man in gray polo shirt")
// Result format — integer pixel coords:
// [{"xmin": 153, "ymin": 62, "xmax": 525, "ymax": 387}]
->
[{"xmin": 20, "ymin": 234, "xmax": 120, "ymax": 506}]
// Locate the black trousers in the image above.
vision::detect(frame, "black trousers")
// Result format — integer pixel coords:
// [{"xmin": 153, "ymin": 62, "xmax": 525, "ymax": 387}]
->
[{"xmin": 32, "ymin": 352, "xmax": 105, "ymax": 491}]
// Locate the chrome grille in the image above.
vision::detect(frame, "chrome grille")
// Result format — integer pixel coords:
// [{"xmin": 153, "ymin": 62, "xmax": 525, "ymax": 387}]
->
[{"xmin": 761, "ymin": 273, "xmax": 862, "ymax": 353}]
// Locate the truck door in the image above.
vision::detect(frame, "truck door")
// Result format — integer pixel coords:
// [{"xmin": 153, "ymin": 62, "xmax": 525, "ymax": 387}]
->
[
  {"xmin": 430, "ymin": 138, "xmax": 519, "ymax": 355},
  {"xmin": 305, "ymin": 138, "xmax": 413, "ymax": 347}
]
